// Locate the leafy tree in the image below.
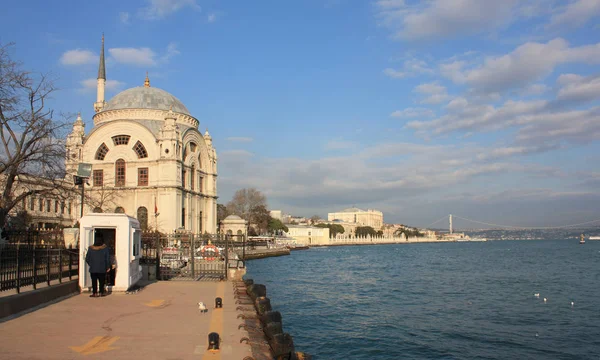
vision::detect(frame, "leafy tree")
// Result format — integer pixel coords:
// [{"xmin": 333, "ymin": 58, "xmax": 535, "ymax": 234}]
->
[
  {"xmin": 355, "ymin": 226, "xmax": 377, "ymax": 237},
  {"xmin": 395, "ymin": 227, "xmax": 424, "ymax": 238},
  {"xmin": 0, "ymin": 43, "xmax": 69, "ymax": 233},
  {"xmin": 315, "ymin": 223, "xmax": 345, "ymax": 237},
  {"xmin": 268, "ymin": 217, "xmax": 288, "ymax": 235}
]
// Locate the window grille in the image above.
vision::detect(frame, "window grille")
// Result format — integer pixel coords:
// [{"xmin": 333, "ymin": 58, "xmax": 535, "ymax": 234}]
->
[
  {"xmin": 115, "ymin": 159, "xmax": 126, "ymax": 186},
  {"xmin": 95, "ymin": 143, "xmax": 109, "ymax": 160},
  {"xmin": 93, "ymin": 169, "xmax": 104, "ymax": 187},
  {"xmin": 112, "ymin": 135, "xmax": 130, "ymax": 146},
  {"xmin": 138, "ymin": 167, "xmax": 148, "ymax": 186},
  {"xmin": 133, "ymin": 141, "xmax": 148, "ymax": 159}
]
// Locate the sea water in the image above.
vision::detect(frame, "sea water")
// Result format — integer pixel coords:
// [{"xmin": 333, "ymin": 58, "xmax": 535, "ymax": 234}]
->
[{"xmin": 246, "ymin": 240, "xmax": 600, "ymax": 359}]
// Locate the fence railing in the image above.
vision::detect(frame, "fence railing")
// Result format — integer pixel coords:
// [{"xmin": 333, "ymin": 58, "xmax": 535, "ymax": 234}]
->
[
  {"xmin": 0, "ymin": 245, "xmax": 79, "ymax": 294},
  {"xmin": 140, "ymin": 232, "xmax": 248, "ymax": 280}
]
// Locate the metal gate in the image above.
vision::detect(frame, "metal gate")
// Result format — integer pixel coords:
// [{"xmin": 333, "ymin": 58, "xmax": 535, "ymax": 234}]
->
[{"xmin": 142, "ymin": 232, "xmax": 246, "ymax": 281}]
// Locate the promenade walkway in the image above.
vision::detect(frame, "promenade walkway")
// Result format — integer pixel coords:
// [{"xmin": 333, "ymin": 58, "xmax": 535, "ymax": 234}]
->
[{"xmin": 0, "ymin": 281, "xmax": 259, "ymax": 360}]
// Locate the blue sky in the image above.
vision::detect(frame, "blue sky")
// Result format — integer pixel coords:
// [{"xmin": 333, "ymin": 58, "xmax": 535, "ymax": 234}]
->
[{"xmin": 2, "ymin": 0, "xmax": 600, "ymax": 228}]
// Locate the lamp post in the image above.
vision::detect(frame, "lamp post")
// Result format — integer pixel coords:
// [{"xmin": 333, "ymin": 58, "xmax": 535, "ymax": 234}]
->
[{"xmin": 74, "ymin": 163, "xmax": 92, "ymax": 220}]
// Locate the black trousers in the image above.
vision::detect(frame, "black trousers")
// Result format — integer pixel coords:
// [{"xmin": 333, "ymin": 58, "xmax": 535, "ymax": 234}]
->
[{"xmin": 90, "ymin": 272, "xmax": 106, "ymax": 294}]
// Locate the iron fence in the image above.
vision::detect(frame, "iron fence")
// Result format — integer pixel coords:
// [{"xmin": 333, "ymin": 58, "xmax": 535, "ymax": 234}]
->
[
  {"xmin": 0, "ymin": 245, "xmax": 79, "ymax": 294},
  {"xmin": 1, "ymin": 229, "xmax": 68, "ymax": 248},
  {"xmin": 141, "ymin": 232, "xmax": 247, "ymax": 281}
]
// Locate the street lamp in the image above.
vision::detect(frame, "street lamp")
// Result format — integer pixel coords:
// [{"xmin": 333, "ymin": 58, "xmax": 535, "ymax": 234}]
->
[{"xmin": 73, "ymin": 163, "xmax": 92, "ymax": 218}]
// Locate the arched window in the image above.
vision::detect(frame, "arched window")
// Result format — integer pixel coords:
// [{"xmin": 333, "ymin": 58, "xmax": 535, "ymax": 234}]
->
[
  {"xmin": 112, "ymin": 135, "xmax": 130, "ymax": 146},
  {"xmin": 137, "ymin": 207, "xmax": 148, "ymax": 231},
  {"xmin": 93, "ymin": 207, "xmax": 103, "ymax": 213},
  {"xmin": 114, "ymin": 207, "xmax": 125, "ymax": 214},
  {"xmin": 133, "ymin": 141, "xmax": 148, "ymax": 159},
  {"xmin": 189, "ymin": 142, "xmax": 197, "ymax": 152},
  {"xmin": 237, "ymin": 230, "xmax": 243, "ymax": 236},
  {"xmin": 115, "ymin": 159, "xmax": 126, "ymax": 186},
  {"xmin": 95, "ymin": 143, "xmax": 109, "ymax": 160}
]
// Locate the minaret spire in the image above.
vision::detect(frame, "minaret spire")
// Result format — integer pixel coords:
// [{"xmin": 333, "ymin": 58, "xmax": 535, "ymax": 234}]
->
[
  {"xmin": 98, "ymin": 34, "xmax": 106, "ymax": 80},
  {"xmin": 94, "ymin": 34, "xmax": 107, "ymax": 113}
]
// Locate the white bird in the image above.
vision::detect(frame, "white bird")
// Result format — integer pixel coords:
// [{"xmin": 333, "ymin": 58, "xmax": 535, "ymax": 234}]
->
[
  {"xmin": 543, "ymin": 298, "xmax": 547, "ymax": 303},
  {"xmin": 571, "ymin": 301, "xmax": 574, "ymax": 307},
  {"xmin": 534, "ymin": 293, "xmax": 540, "ymax": 298},
  {"xmin": 198, "ymin": 302, "xmax": 207, "ymax": 313}
]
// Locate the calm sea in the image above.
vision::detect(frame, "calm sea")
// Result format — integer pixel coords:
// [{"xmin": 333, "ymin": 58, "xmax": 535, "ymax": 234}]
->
[{"xmin": 246, "ymin": 240, "xmax": 600, "ymax": 359}]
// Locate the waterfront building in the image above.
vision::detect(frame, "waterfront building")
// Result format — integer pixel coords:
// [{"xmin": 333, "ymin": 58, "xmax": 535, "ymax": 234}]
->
[
  {"xmin": 285, "ymin": 225, "xmax": 330, "ymax": 245},
  {"xmin": 64, "ymin": 36, "xmax": 218, "ymax": 233},
  {"xmin": 269, "ymin": 210, "xmax": 283, "ymax": 221},
  {"xmin": 220, "ymin": 215, "xmax": 247, "ymax": 238},
  {"xmin": 327, "ymin": 207, "xmax": 384, "ymax": 230}
]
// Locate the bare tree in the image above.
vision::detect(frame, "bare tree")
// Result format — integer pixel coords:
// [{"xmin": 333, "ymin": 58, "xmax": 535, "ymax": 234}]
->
[
  {"xmin": 0, "ymin": 43, "xmax": 69, "ymax": 232},
  {"xmin": 310, "ymin": 215, "xmax": 321, "ymax": 225},
  {"xmin": 226, "ymin": 188, "xmax": 267, "ymax": 223}
]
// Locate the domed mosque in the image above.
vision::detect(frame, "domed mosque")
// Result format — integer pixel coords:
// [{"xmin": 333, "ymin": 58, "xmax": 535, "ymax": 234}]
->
[{"xmin": 65, "ymin": 36, "xmax": 218, "ymax": 233}]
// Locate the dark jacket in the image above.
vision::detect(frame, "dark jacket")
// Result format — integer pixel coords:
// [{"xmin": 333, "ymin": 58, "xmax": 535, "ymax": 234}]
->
[{"xmin": 85, "ymin": 244, "xmax": 110, "ymax": 274}]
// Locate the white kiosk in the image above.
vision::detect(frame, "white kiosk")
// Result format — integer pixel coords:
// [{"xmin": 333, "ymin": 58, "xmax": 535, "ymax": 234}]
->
[{"xmin": 79, "ymin": 214, "xmax": 143, "ymax": 292}]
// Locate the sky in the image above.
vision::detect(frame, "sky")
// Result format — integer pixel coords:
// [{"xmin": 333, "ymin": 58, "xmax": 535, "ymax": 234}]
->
[{"xmin": 1, "ymin": 0, "xmax": 600, "ymax": 229}]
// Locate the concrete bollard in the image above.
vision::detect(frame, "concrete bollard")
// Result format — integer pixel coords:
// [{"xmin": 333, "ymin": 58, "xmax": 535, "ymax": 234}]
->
[
  {"xmin": 254, "ymin": 296, "xmax": 272, "ymax": 315},
  {"xmin": 247, "ymin": 284, "xmax": 267, "ymax": 301},
  {"xmin": 260, "ymin": 311, "xmax": 282, "ymax": 326},
  {"xmin": 269, "ymin": 333, "xmax": 295, "ymax": 360},
  {"xmin": 263, "ymin": 321, "xmax": 283, "ymax": 340}
]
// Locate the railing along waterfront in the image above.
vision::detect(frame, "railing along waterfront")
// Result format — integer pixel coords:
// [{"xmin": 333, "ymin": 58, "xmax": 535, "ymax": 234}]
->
[
  {"xmin": 140, "ymin": 232, "xmax": 247, "ymax": 280},
  {"xmin": 0, "ymin": 244, "xmax": 79, "ymax": 294}
]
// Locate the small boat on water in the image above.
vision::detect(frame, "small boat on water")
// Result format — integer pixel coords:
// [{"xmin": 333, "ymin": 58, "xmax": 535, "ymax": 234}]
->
[
  {"xmin": 579, "ymin": 234, "xmax": 585, "ymax": 244},
  {"xmin": 589, "ymin": 236, "xmax": 600, "ymax": 240}
]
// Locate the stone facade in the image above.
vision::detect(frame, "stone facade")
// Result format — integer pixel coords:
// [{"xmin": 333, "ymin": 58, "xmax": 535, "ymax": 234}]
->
[
  {"xmin": 327, "ymin": 207, "xmax": 384, "ymax": 230},
  {"xmin": 220, "ymin": 215, "xmax": 247, "ymax": 238},
  {"xmin": 285, "ymin": 225, "xmax": 330, "ymax": 245},
  {"xmin": 64, "ymin": 37, "xmax": 218, "ymax": 233}
]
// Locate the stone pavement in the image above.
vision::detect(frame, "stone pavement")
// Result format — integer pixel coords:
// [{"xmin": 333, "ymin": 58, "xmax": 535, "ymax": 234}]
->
[{"xmin": 0, "ymin": 281, "xmax": 258, "ymax": 360}]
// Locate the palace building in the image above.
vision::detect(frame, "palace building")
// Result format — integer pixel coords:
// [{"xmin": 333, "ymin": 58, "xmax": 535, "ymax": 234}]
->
[
  {"xmin": 64, "ymin": 36, "xmax": 218, "ymax": 233},
  {"xmin": 327, "ymin": 207, "xmax": 384, "ymax": 230}
]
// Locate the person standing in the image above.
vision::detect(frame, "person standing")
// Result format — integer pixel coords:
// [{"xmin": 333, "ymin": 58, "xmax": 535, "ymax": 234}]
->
[{"xmin": 85, "ymin": 234, "xmax": 110, "ymax": 297}]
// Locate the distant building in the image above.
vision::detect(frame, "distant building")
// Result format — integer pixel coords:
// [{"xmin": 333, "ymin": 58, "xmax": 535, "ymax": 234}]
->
[
  {"xmin": 269, "ymin": 210, "xmax": 282, "ymax": 221},
  {"xmin": 220, "ymin": 215, "xmax": 247, "ymax": 239},
  {"xmin": 285, "ymin": 225, "xmax": 329, "ymax": 245},
  {"xmin": 327, "ymin": 207, "xmax": 383, "ymax": 230}
]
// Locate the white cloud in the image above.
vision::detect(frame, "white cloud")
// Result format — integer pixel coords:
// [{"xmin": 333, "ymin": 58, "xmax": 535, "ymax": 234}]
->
[
  {"xmin": 79, "ymin": 78, "xmax": 125, "ymax": 93},
  {"xmin": 119, "ymin": 12, "xmax": 130, "ymax": 24},
  {"xmin": 549, "ymin": 0, "xmax": 600, "ymax": 28},
  {"xmin": 324, "ymin": 140, "xmax": 358, "ymax": 151},
  {"xmin": 226, "ymin": 137, "xmax": 253, "ymax": 143},
  {"xmin": 140, "ymin": 0, "xmax": 201, "ymax": 20},
  {"xmin": 60, "ymin": 49, "xmax": 96, "ymax": 65},
  {"xmin": 376, "ymin": 0, "xmax": 519, "ymax": 40},
  {"xmin": 375, "ymin": 0, "xmax": 405, "ymax": 9},
  {"xmin": 220, "ymin": 150, "xmax": 254, "ymax": 158},
  {"xmin": 109, "ymin": 47, "xmax": 157, "ymax": 66},
  {"xmin": 161, "ymin": 42, "xmax": 180, "ymax": 63},
  {"xmin": 208, "ymin": 13, "xmax": 217, "ymax": 23},
  {"xmin": 383, "ymin": 57, "xmax": 434, "ymax": 79},
  {"xmin": 441, "ymin": 38, "xmax": 600, "ymax": 94},
  {"xmin": 414, "ymin": 82, "xmax": 451, "ymax": 104},
  {"xmin": 391, "ymin": 107, "xmax": 435, "ymax": 118},
  {"xmin": 383, "ymin": 68, "xmax": 406, "ymax": 79},
  {"xmin": 556, "ymin": 74, "xmax": 600, "ymax": 103}
]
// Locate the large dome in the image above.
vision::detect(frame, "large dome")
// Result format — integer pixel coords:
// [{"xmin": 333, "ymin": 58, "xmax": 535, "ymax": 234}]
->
[{"xmin": 103, "ymin": 87, "xmax": 190, "ymax": 115}]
